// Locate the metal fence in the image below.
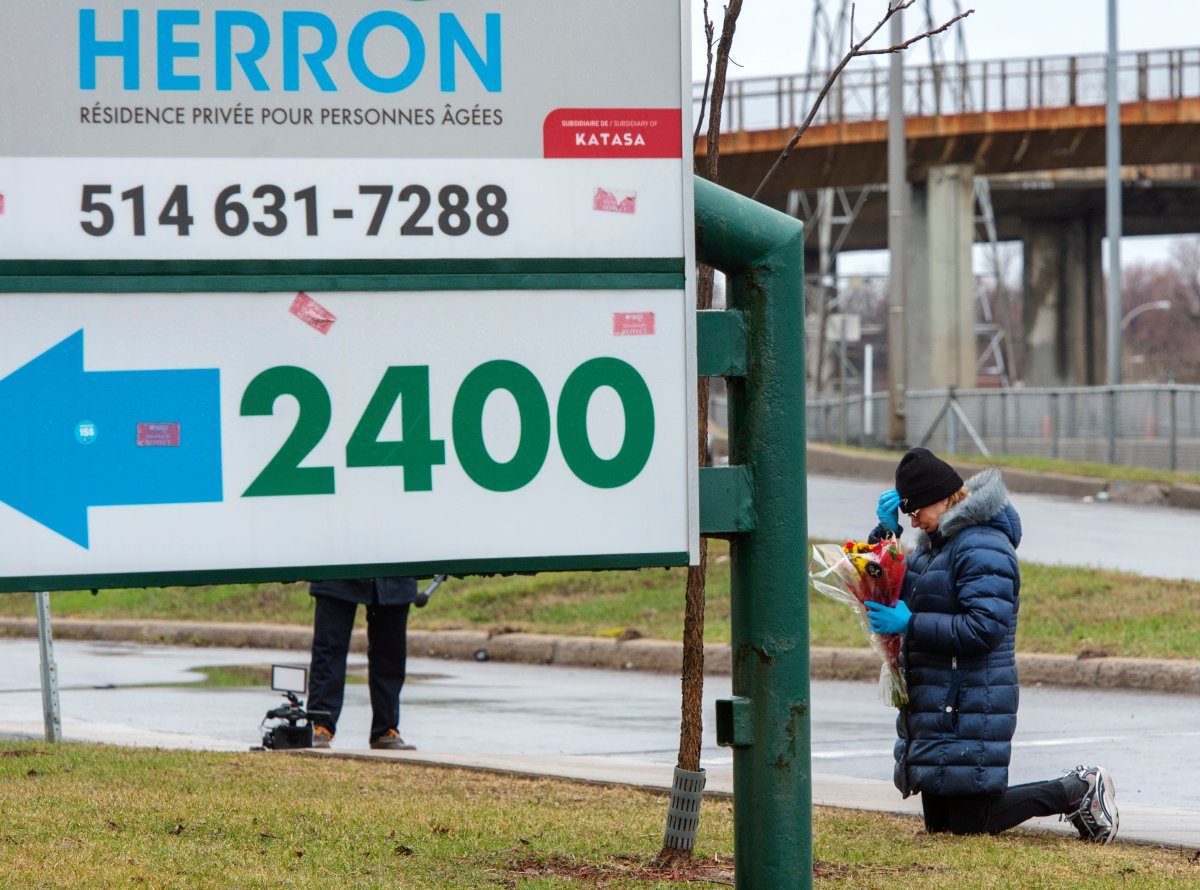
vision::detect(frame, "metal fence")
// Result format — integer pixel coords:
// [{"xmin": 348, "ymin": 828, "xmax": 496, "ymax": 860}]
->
[
  {"xmin": 805, "ymin": 385, "xmax": 1200, "ymax": 473},
  {"xmin": 702, "ymin": 46, "xmax": 1200, "ymax": 133}
]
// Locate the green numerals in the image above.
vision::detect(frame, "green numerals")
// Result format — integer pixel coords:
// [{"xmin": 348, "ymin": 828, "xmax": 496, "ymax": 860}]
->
[
  {"xmin": 453, "ymin": 361, "xmax": 551, "ymax": 492},
  {"xmin": 241, "ymin": 358, "xmax": 655, "ymax": 497},
  {"xmin": 346, "ymin": 366, "xmax": 447, "ymax": 491},
  {"xmin": 558, "ymin": 358, "xmax": 655, "ymax": 489},
  {"xmin": 239, "ymin": 366, "xmax": 336, "ymax": 497}
]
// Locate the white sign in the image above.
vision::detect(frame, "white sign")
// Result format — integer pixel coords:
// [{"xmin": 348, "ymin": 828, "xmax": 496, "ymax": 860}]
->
[
  {"xmin": 0, "ymin": 157, "xmax": 684, "ymax": 261},
  {"xmin": 824, "ymin": 313, "xmax": 861, "ymax": 343},
  {"xmin": 0, "ymin": 0, "xmax": 692, "ymax": 262},
  {"xmin": 0, "ymin": 1, "xmax": 699, "ymax": 587},
  {"xmin": 0, "ymin": 290, "xmax": 695, "ymax": 587}
]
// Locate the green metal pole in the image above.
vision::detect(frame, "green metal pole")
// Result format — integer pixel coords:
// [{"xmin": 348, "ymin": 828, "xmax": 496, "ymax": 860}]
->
[{"xmin": 694, "ymin": 176, "xmax": 810, "ymax": 888}]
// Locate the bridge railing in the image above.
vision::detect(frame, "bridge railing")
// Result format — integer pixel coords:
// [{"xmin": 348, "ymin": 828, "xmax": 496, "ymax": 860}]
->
[{"xmin": 702, "ymin": 47, "xmax": 1200, "ymax": 133}]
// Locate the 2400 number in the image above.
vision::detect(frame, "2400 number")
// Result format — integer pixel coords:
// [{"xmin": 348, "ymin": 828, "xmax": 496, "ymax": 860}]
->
[{"xmin": 239, "ymin": 359, "xmax": 655, "ymax": 496}]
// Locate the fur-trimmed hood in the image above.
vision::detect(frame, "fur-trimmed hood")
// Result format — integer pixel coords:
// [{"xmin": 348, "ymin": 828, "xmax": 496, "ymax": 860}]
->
[{"xmin": 909, "ymin": 466, "xmax": 1021, "ymax": 553}]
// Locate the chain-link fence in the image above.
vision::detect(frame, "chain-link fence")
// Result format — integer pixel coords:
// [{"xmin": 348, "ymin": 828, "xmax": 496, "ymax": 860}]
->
[{"xmin": 804, "ymin": 385, "xmax": 1200, "ymax": 472}]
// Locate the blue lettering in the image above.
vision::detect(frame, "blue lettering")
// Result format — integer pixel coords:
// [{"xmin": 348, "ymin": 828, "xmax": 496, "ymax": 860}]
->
[
  {"xmin": 79, "ymin": 8, "xmax": 140, "ymax": 90},
  {"xmin": 439, "ymin": 13, "xmax": 501, "ymax": 93},
  {"xmin": 348, "ymin": 12, "xmax": 424, "ymax": 93},
  {"xmin": 157, "ymin": 9, "xmax": 201, "ymax": 90},
  {"xmin": 282, "ymin": 11, "xmax": 337, "ymax": 92},
  {"xmin": 77, "ymin": 8, "xmax": 503, "ymax": 94},
  {"xmin": 215, "ymin": 11, "xmax": 270, "ymax": 91}
]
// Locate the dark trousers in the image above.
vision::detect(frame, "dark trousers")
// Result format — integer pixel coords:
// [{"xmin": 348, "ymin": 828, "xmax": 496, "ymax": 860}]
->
[
  {"xmin": 308, "ymin": 595, "xmax": 410, "ymax": 742},
  {"xmin": 922, "ymin": 779, "xmax": 1071, "ymax": 835}
]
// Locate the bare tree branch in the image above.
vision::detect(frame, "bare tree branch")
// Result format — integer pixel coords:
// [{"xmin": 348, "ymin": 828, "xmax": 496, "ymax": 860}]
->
[
  {"xmin": 856, "ymin": 6, "xmax": 973, "ymax": 56},
  {"xmin": 701, "ymin": 0, "xmax": 745, "ymax": 184},
  {"xmin": 693, "ymin": 2, "xmax": 716, "ymax": 141},
  {"xmin": 750, "ymin": 2, "xmax": 974, "ymax": 200}
]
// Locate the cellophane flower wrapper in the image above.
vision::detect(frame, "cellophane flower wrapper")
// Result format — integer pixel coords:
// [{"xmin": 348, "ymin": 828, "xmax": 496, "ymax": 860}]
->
[{"xmin": 810, "ymin": 539, "xmax": 909, "ymax": 708}]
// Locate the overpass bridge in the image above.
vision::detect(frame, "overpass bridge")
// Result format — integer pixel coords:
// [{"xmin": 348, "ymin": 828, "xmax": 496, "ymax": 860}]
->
[{"xmin": 698, "ymin": 47, "xmax": 1200, "ymax": 389}]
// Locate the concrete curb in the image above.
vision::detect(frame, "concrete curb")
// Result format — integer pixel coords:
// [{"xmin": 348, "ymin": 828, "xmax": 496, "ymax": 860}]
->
[{"xmin": 2, "ymin": 617, "xmax": 1197, "ymax": 695}]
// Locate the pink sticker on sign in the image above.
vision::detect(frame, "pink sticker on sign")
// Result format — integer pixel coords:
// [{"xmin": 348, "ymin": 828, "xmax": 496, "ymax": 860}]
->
[
  {"xmin": 137, "ymin": 423, "xmax": 180, "ymax": 447},
  {"xmin": 290, "ymin": 292, "xmax": 336, "ymax": 334},
  {"xmin": 613, "ymin": 312, "xmax": 655, "ymax": 336},
  {"xmin": 0, "ymin": 193, "xmax": 5, "ymax": 215},
  {"xmin": 593, "ymin": 188, "xmax": 637, "ymax": 214}
]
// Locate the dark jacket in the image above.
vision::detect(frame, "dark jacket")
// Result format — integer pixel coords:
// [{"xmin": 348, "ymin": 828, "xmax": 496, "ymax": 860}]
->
[
  {"xmin": 892, "ymin": 467, "xmax": 1022, "ymax": 798},
  {"xmin": 309, "ymin": 577, "xmax": 417, "ymax": 606}
]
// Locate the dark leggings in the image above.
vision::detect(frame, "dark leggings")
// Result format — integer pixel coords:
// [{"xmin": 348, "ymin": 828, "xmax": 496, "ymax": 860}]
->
[{"xmin": 922, "ymin": 779, "xmax": 1072, "ymax": 835}]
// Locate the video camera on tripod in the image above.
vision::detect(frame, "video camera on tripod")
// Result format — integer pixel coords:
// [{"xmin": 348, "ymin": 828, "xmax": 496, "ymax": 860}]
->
[{"xmin": 258, "ymin": 665, "xmax": 331, "ymax": 750}]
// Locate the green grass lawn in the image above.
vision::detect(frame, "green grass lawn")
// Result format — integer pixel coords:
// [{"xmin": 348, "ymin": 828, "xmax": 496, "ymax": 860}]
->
[
  {"xmin": 2, "ymin": 537, "xmax": 1199, "ymax": 660},
  {"xmin": 1, "ymin": 741, "xmax": 1196, "ymax": 889}
]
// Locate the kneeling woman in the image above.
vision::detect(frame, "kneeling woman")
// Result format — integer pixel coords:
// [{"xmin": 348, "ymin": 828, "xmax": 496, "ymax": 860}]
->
[{"xmin": 865, "ymin": 448, "xmax": 1118, "ymax": 843}]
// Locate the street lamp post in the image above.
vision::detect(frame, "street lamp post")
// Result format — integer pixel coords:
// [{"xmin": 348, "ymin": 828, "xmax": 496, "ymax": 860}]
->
[
  {"xmin": 1120, "ymin": 299, "xmax": 1171, "ymax": 383},
  {"xmin": 1105, "ymin": 0, "xmax": 1123, "ymax": 385},
  {"xmin": 1120, "ymin": 299, "xmax": 1172, "ymax": 330}
]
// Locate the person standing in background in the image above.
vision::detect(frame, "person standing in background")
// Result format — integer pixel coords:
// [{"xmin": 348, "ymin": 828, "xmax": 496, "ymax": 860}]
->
[{"xmin": 308, "ymin": 577, "xmax": 417, "ymax": 751}]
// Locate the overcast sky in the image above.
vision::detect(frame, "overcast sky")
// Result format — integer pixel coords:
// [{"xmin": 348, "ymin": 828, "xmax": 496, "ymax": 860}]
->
[
  {"xmin": 690, "ymin": 0, "xmax": 1198, "ymax": 268},
  {"xmin": 691, "ymin": 0, "xmax": 1198, "ymax": 80}
]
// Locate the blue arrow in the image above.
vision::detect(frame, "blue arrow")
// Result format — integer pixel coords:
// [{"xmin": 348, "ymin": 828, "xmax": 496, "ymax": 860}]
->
[{"xmin": 0, "ymin": 330, "xmax": 222, "ymax": 548}]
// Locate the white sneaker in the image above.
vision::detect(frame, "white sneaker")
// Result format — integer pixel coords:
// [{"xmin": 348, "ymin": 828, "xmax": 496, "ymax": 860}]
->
[{"xmin": 1064, "ymin": 765, "xmax": 1119, "ymax": 844}]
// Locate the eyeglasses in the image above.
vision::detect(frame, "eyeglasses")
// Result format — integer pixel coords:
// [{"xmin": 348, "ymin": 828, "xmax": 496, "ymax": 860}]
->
[{"xmin": 900, "ymin": 499, "xmax": 920, "ymax": 517}]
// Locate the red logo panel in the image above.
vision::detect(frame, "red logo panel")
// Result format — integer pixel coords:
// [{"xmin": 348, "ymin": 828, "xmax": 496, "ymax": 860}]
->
[{"xmin": 544, "ymin": 109, "xmax": 682, "ymax": 159}]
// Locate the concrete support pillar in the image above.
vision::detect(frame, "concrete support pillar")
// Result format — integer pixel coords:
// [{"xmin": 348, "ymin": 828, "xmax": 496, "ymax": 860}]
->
[
  {"xmin": 906, "ymin": 164, "xmax": 976, "ymax": 392},
  {"xmin": 1022, "ymin": 216, "xmax": 1106, "ymax": 386}
]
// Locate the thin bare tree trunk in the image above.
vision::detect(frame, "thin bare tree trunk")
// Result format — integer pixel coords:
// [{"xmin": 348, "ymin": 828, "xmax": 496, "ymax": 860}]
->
[
  {"xmin": 655, "ymin": 0, "xmax": 741, "ymax": 867},
  {"xmin": 676, "ymin": 284, "xmax": 712, "ymax": 777},
  {"xmin": 679, "ymin": 0, "xmax": 742, "ymax": 776}
]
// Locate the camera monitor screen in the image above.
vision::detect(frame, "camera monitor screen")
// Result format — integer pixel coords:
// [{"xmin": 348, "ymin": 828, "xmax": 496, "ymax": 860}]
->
[{"xmin": 271, "ymin": 664, "xmax": 308, "ymax": 694}]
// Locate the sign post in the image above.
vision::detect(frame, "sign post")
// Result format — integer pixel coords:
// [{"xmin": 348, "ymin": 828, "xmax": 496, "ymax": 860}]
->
[{"xmin": 696, "ymin": 177, "xmax": 812, "ymax": 889}]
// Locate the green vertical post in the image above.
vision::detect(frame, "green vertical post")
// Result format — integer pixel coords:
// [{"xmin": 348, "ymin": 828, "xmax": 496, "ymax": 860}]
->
[{"xmin": 695, "ymin": 176, "xmax": 811, "ymax": 888}]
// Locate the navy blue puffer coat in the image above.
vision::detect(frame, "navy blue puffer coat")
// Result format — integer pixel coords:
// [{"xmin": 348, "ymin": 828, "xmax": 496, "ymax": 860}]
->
[{"xmin": 892, "ymin": 468, "xmax": 1022, "ymax": 797}]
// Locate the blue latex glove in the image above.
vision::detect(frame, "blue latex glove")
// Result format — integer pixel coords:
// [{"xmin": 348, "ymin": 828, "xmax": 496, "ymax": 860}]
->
[
  {"xmin": 875, "ymin": 489, "xmax": 902, "ymax": 534},
  {"xmin": 866, "ymin": 599, "xmax": 912, "ymax": 635}
]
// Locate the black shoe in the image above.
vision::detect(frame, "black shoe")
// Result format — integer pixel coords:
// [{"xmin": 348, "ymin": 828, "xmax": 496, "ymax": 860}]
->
[{"xmin": 370, "ymin": 729, "xmax": 415, "ymax": 751}]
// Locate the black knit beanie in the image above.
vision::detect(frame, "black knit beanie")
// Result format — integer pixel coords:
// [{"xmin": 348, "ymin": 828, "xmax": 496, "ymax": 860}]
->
[{"xmin": 894, "ymin": 447, "xmax": 964, "ymax": 512}]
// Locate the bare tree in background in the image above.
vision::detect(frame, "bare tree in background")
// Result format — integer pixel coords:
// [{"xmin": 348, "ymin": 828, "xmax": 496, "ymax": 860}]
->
[
  {"xmin": 656, "ymin": 0, "xmax": 971, "ymax": 869},
  {"xmin": 753, "ymin": 1, "xmax": 973, "ymax": 200}
]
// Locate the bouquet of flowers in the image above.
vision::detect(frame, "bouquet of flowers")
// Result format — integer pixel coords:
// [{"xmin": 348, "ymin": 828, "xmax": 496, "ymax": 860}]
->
[{"xmin": 810, "ymin": 538, "xmax": 909, "ymax": 708}]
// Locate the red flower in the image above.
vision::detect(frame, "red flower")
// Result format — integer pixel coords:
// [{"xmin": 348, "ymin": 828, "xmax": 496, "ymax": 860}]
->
[{"xmin": 811, "ymin": 540, "xmax": 909, "ymax": 708}]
